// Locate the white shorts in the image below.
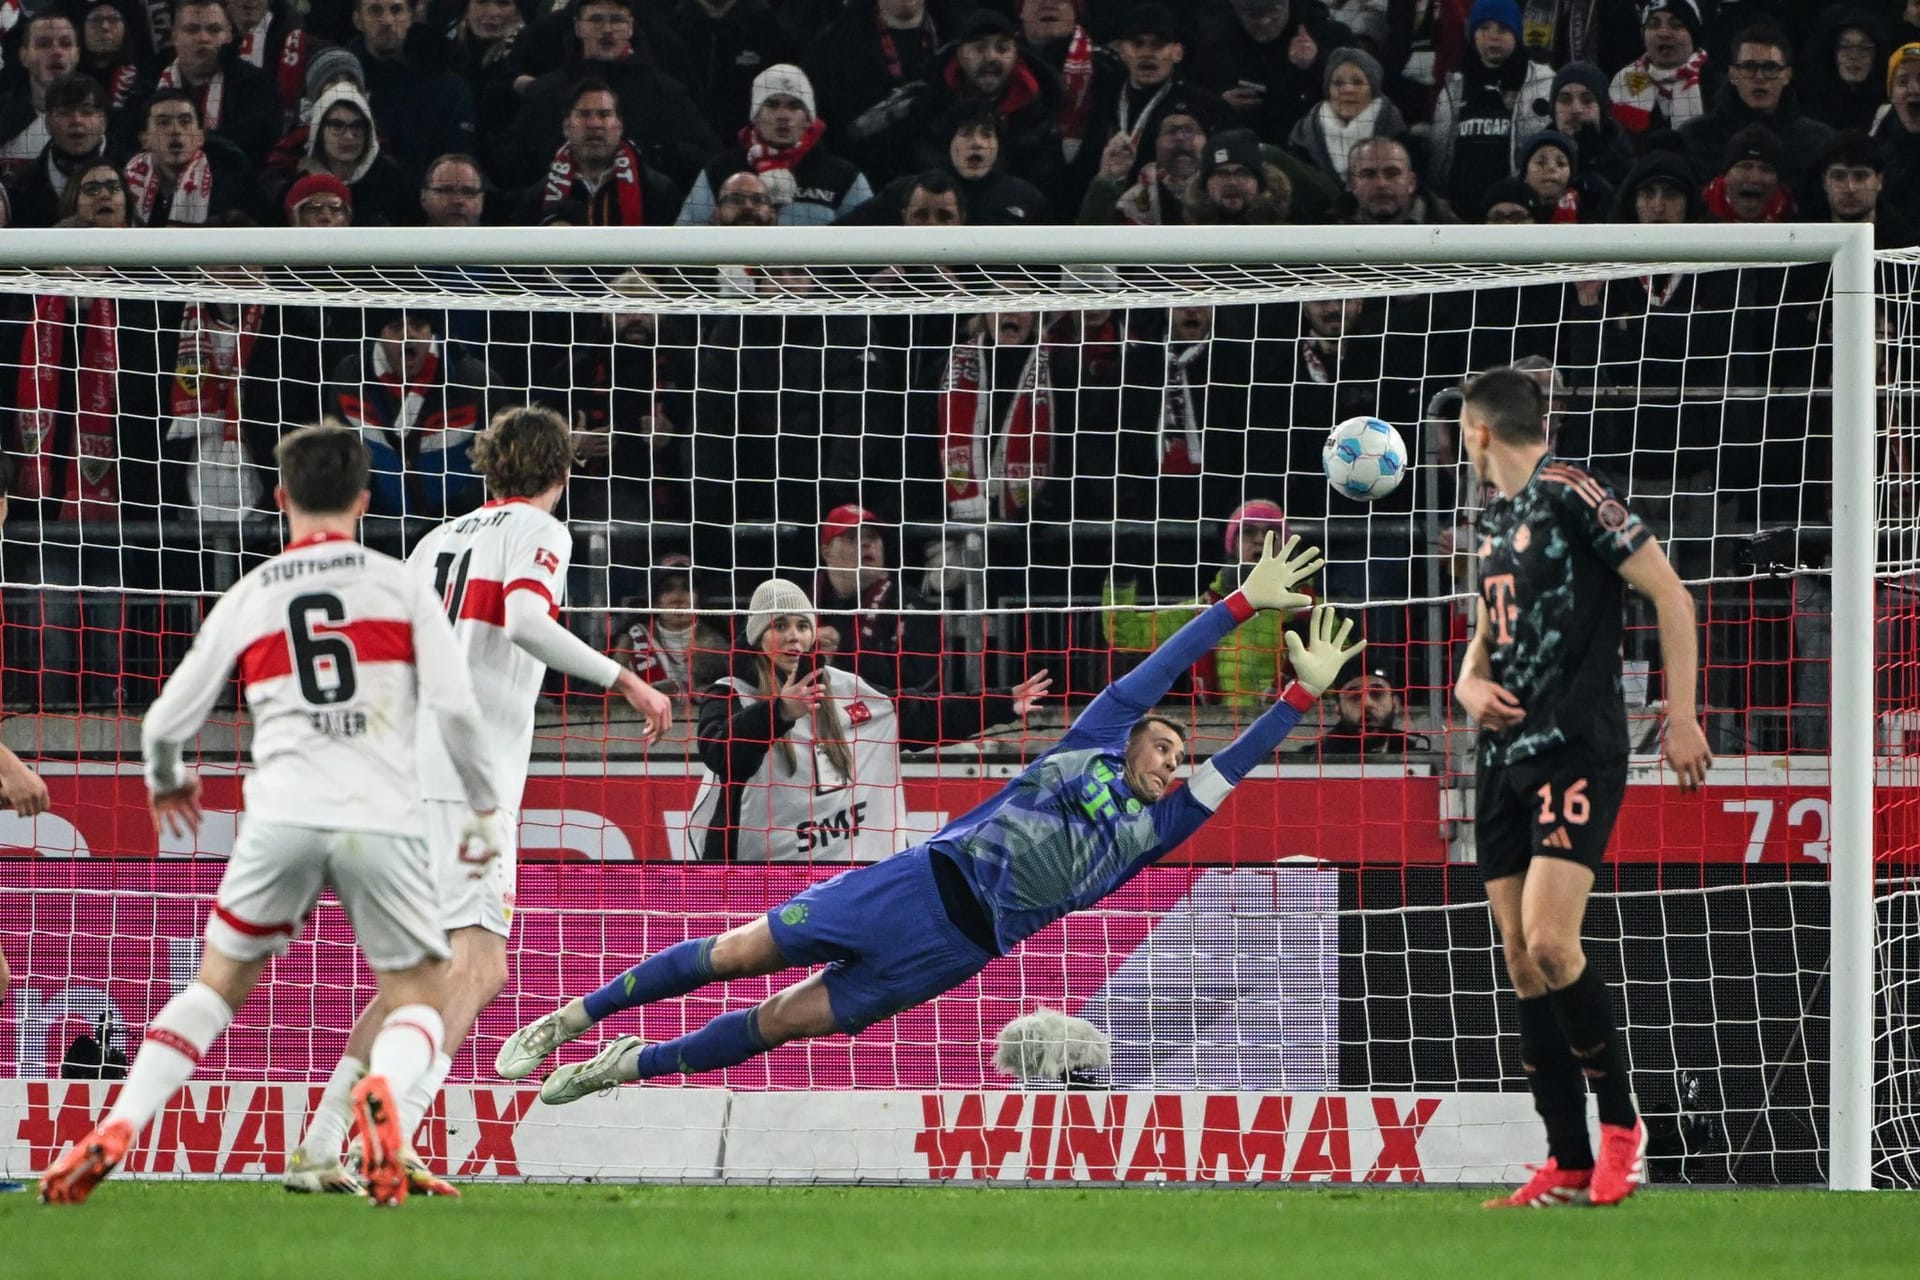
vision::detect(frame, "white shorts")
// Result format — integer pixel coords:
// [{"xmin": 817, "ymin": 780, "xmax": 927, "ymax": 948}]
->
[
  {"xmin": 208, "ymin": 820, "xmax": 450, "ymax": 972},
  {"xmin": 425, "ymin": 800, "xmax": 518, "ymax": 937}
]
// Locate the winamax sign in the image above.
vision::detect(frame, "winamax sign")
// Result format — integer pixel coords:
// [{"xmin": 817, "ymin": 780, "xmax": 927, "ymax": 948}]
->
[{"xmin": 0, "ymin": 1083, "xmax": 1549, "ymax": 1185}]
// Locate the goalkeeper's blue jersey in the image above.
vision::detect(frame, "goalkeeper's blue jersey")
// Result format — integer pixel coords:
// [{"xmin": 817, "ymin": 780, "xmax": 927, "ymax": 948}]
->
[{"xmin": 926, "ymin": 597, "xmax": 1308, "ymax": 956}]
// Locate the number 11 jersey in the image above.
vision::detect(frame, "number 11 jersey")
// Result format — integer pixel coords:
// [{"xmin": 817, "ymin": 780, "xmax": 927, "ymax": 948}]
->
[
  {"xmin": 141, "ymin": 530, "xmax": 483, "ymax": 836},
  {"xmin": 408, "ymin": 498, "xmax": 575, "ymax": 812}
]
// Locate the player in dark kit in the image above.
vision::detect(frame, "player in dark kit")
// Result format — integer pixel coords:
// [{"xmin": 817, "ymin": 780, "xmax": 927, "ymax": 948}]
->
[
  {"xmin": 494, "ymin": 537, "xmax": 1366, "ymax": 1100},
  {"xmin": 1454, "ymin": 368, "xmax": 1713, "ymax": 1208}
]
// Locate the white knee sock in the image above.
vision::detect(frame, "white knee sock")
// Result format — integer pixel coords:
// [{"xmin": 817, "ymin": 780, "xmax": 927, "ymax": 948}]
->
[
  {"xmin": 399, "ymin": 1052, "xmax": 454, "ymax": 1141},
  {"xmin": 369, "ymin": 1006, "xmax": 444, "ymax": 1108},
  {"xmin": 105, "ymin": 983, "xmax": 233, "ymax": 1134},
  {"xmin": 300, "ymin": 1055, "xmax": 366, "ymax": 1160}
]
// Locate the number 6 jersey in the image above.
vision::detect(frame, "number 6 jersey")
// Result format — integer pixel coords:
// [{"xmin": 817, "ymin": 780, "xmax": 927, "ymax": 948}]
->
[{"xmin": 141, "ymin": 530, "xmax": 497, "ymax": 835}]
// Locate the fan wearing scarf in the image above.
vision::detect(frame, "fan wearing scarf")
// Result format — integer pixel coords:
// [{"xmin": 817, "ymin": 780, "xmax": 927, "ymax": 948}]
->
[
  {"xmin": 141, "ymin": 0, "xmax": 280, "ymax": 166},
  {"xmin": 225, "ymin": 0, "xmax": 319, "ymax": 133},
  {"xmin": 527, "ymin": 77, "xmax": 682, "ymax": 225},
  {"xmin": 936, "ymin": 309, "xmax": 1054, "ymax": 525},
  {"xmin": 122, "ymin": 89, "xmax": 245, "ymax": 225},
  {"xmin": 1609, "ymin": 1, "xmax": 1714, "ymax": 136},
  {"xmin": 675, "ymin": 64, "xmax": 873, "ymax": 226},
  {"xmin": 5, "ymin": 264, "xmax": 161, "ymax": 526},
  {"xmin": 1017, "ymin": 0, "xmax": 1102, "ymax": 165},
  {"xmin": 162, "ymin": 285, "xmax": 281, "ymax": 520},
  {"xmin": 327, "ymin": 310, "xmax": 491, "ymax": 520}
]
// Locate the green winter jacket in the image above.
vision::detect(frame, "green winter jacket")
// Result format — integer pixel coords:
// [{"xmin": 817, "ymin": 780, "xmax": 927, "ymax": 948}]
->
[{"xmin": 1102, "ymin": 568, "xmax": 1304, "ymax": 709}]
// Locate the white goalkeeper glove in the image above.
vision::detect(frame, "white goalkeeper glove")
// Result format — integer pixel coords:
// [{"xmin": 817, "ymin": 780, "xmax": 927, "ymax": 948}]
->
[
  {"xmin": 458, "ymin": 808, "xmax": 513, "ymax": 880},
  {"xmin": 1283, "ymin": 604, "xmax": 1367, "ymax": 698},
  {"xmin": 1236, "ymin": 532, "xmax": 1323, "ymax": 614}
]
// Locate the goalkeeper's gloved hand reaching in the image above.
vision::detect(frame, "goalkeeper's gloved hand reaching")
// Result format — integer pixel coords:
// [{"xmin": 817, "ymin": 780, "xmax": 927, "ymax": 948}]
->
[
  {"xmin": 1283, "ymin": 605, "xmax": 1367, "ymax": 697},
  {"xmin": 1237, "ymin": 532, "xmax": 1323, "ymax": 613}
]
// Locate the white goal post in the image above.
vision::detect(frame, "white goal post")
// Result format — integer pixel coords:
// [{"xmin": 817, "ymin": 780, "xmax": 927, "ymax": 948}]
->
[{"xmin": 0, "ymin": 222, "xmax": 1885, "ymax": 1189}]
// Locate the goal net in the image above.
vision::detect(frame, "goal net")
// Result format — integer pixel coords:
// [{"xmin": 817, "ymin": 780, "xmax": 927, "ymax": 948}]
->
[{"xmin": 0, "ymin": 224, "xmax": 1899, "ymax": 1188}]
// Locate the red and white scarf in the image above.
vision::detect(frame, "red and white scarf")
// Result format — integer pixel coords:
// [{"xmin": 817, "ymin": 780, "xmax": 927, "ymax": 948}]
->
[
  {"xmin": 543, "ymin": 139, "xmax": 646, "ymax": 225},
  {"xmin": 372, "ymin": 338, "xmax": 442, "ymax": 439},
  {"xmin": 1702, "ymin": 175, "xmax": 1794, "ymax": 224},
  {"xmin": 1159, "ymin": 342, "xmax": 1205, "ymax": 474},
  {"xmin": 123, "ymin": 147, "xmax": 214, "ymax": 225},
  {"xmin": 1547, "ymin": 185, "xmax": 1581, "ymax": 223},
  {"xmin": 1058, "ymin": 25, "xmax": 1095, "ymax": 161},
  {"xmin": 103, "ymin": 63, "xmax": 142, "ymax": 113},
  {"xmin": 239, "ymin": 18, "xmax": 314, "ymax": 131},
  {"xmin": 157, "ymin": 61, "xmax": 225, "ymax": 129},
  {"xmin": 14, "ymin": 295, "xmax": 122, "ymax": 521},
  {"xmin": 740, "ymin": 118, "xmax": 825, "ymax": 173},
  {"xmin": 169, "ymin": 302, "xmax": 262, "ymax": 438},
  {"xmin": 875, "ymin": 8, "xmax": 936, "ymax": 83},
  {"xmin": 1609, "ymin": 49, "xmax": 1708, "ymax": 133},
  {"xmin": 942, "ymin": 340, "xmax": 1053, "ymax": 522}
]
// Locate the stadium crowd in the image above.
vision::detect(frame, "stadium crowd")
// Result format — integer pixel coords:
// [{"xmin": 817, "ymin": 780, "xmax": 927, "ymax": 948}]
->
[{"xmin": 0, "ymin": 0, "xmax": 1903, "ymax": 746}]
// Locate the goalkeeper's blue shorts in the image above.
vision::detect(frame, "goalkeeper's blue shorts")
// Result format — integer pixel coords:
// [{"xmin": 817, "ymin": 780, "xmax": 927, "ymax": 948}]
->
[{"xmin": 766, "ymin": 845, "xmax": 994, "ymax": 1033}]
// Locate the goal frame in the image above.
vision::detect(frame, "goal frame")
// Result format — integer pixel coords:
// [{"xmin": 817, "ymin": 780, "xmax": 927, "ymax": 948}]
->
[{"xmin": 3, "ymin": 222, "xmax": 1880, "ymax": 1189}]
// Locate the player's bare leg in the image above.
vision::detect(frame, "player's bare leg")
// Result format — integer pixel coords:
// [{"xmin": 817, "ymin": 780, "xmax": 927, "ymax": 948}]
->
[
  {"xmin": 540, "ymin": 972, "xmax": 836, "ymax": 1104},
  {"xmin": 499, "ymin": 916, "xmax": 789, "ymax": 1081},
  {"xmin": 41, "ymin": 948, "xmax": 265, "ymax": 1205},
  {"xmin": 1521, "ymin": 858, "xmax": 1645, "ymax": 1205},
  {"xmin": 1482, "ymin": 870, "xmax": 1595, "ymax": 1208}
]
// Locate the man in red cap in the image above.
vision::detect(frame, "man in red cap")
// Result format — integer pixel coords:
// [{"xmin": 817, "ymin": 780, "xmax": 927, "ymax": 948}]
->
[
  {"xmin": 814, "ymin": 503, "xmax": 943, "ymax": 696},
  {"xmin": 284, "ymin": 171, "xmax": 352, "ymax": 226}
]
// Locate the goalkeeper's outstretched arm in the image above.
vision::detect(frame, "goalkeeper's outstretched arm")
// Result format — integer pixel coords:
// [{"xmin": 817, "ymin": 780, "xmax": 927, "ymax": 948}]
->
[
  {"xmin": 1148, "ymin": 605, "xmax": 1365, "ymax": 852},
  {"xmin": 1060, "ymin": 534, "xmax": 1323, "ymax": 752}
]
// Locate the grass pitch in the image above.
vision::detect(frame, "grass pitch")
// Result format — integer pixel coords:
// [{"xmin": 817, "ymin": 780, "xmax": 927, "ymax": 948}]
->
[{"xmin": 2, "ymin": 1182, "xmax": 1910, "ymax": 1280}]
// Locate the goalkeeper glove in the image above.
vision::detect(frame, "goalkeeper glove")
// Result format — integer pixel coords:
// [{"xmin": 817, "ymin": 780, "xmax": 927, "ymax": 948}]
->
[
  {"xmin": 1283, "ymin": 604, "xmax": 1367, "ymax": 697},
  {"xmin": 457, "ymin": 808, "xmax": 512, "ymax": 880},
  {"xmin": 1236, "ymin": 532, "xmax": 1323, "ymax": 613}
]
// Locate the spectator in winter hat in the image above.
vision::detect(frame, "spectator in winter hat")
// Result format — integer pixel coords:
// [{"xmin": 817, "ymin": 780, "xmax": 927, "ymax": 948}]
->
[
  {"xmin": 1288, "ymin": 45, "xmax": 1407, "ymax": 181},
  {"xmin": 813, "ymin": 505, "xmax": 944, "ymax": 697},
  {"xmin": 676, "ymin": 63, "xmax": 873, "ymax": 226},
  {"xmin": 1190, "ymin": 0, "xmax": 1357, "ymax": 147},
  {"xmin": 1877, "ymin": 42, "xmax": 1920, "ymax": 213},
  {"xmin": 1184, "ymin": 126, "xmax": 1294, "ymax": 224},
  {"xmin": 1703, "ymin": 123, "xmax": 1794, "ymax": 223},
  {"xmin": 284, "ymin": 170, "xmax": 352, "ymax": 226},
  {"xmin": 1519, "ymin": 129, "xmax": 1614, "ymax": 224},
  {"xmin": 1428, "ymin": 0, "xmax": 1554, "ymax": 212},
  {"xmin": 1547, "ymin": 61, "xmax": 1631, "ymax": 188},
  {"xmin": 1478, "ymin": 176, "xmax": 1536, "ymax": 224},
  {"xmin": 1798, "ymin": 6, "xmax": 1894, "ymax": 134},
  {"xmin": 1681, "ymin": 21, "xmax": 1833, "ymax": 187},
  {"xmin": 1318, "ymin": 668, "xmax": 1426, "ymax": 759},
  {"xmin": 521, "ymin": 78, "xmax": 684, "ymax": 226},
  {"xmin": 1610, "ymin": 147, "xmax": 1703, "ymax": 223},
  {"xmin": 1610, "ymin": 1, "xmax": 1715, "ymax": 136}
]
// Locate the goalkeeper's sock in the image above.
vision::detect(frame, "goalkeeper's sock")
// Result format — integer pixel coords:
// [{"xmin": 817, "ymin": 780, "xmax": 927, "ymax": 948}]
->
[
  {"xmin": 582, "ymin": 938, "xmax": 719, "ymax": 1023},
  {"xmin": 398, "ymin": 1051, "xmax": 454, "ymax": 1141},
  {"xmin": 369, "ymin": 1006, "xmax": 444, "ymax": 1106},
  {"xmin": 1518, "ymin": 993, "xmax": 1593, "ymax": 1170},
  {"xmin": 634, "ymin": 1008, "xmax": 769, "ymax": 1079},
  {"xmin": 302, "ymin": 1054, "xmax": 367, "ymax": 1161},
  {"xmin": 105, "ymin": 982, "xmax": 233, "ymax": 1134},
  {"xmin": 1549, "ymin": 964, "xmax": 1638, "ymax": 1129}
]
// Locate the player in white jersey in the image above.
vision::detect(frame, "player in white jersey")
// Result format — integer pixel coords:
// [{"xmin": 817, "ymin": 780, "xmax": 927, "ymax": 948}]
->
[
  {"xmin": 39, "ymin": 426, "xmax": 508, "ymax": 1208},
  {"xmin": 285, "ymin": 406, "xmax": 672, "ymax": 1195}
]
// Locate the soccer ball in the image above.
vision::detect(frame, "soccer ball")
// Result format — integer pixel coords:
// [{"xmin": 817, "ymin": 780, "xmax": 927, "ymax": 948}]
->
[{"xmin": 1322, "ymin": 416, "xmax": 1409, "ymax": 502}]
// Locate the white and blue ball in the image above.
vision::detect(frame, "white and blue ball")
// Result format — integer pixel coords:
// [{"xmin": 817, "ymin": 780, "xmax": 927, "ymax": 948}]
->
[{"xmin": 1322, "ymin": 415, "xmax": 1409, "ymax": 502}]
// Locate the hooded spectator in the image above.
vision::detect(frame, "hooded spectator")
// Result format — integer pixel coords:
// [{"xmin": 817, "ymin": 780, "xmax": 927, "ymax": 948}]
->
[
  {"xmin": 1680, "ymin": 21, "xmax": 1834, "ymax": 187},
  {"xmin": 1798, "ymin": 6, "xmax": 1894, "ymax": 133},
  {"xmin": 1287, "ymin": 44, "xmax": 1406, "ymax": 181},
  {"xmin": 1192, "ymin": 0, "xmax": 1356, "ymax": 145},
  {"xmin": 522, "ymin": 78, "xmax": 684, "ymax": 225},
  {"xmin": 1702, "ymin": 124, "xmax": 1794, "ymax": 223},
  {"xmin": 75, "ymin": 0, "xmax": 154, "ymax": 120},
  {"xmin": 1610, "ymin": 0, "xmax": 1715, "ymax": 136},
  {"xmin": 1184, "ymin": 126, "xmax": 1293, "ymax": 223},
  {"xmin": 1428, "ymin": 0, "xmax": 1554, "ymax": 210},
  {"xmin": 1609, "ymin": 146, "xmax": 1704, "ymax": 223},
  {"xmin": 1545, "ymin": 61, "xmax": 1631, "ymax": 188},
  {"xmin": 276, "ymin": 81, "xmax": 415, "ymax": 225},
  {"xmin": 676, "ymin": 64, "xmax": 872, "ymax": 225}
]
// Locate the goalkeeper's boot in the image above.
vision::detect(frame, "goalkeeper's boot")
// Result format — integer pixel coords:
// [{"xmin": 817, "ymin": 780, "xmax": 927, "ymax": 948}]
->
[
  {"xmin": 283, "ymin": 1145, "xmax": 363, "ymax": 1194},
  {"xmin": 352, "ymin": 1074, "xmax": 408, "ymax": 1208},
  {"xmin": 497, "ymin": 1004, "xmax": 588, "ymax": 1081},
  {"xmin": 1482, "ymin": 1159, "xmax": 1592, "ymax": 1208},
  {"xmin": 1588, "ymin": 1118, "xmax": 1648, "ymax": 1207},
  {"xmin": 401, "ymin": 1146, "xmax": 461, "ymax": 1199},
  {"xmin": 539, "ymin": 1035, "xmax": 645, "ymax": 1106},
  {"xmin": 38, "ymin": 1118, "xmax": 133, "ymax": 1206}
]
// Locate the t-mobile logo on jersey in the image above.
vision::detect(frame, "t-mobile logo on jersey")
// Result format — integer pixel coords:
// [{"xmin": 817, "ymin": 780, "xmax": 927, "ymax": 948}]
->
[{"xmin": 1484, "ymin": 574, "xmax": 1519, "ymax": 646}]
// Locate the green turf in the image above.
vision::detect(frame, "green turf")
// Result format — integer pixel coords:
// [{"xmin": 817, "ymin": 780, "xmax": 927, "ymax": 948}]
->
[{"xmin": 2, "ymin": 1182, "xmax": 1911, "ymax": 1280}]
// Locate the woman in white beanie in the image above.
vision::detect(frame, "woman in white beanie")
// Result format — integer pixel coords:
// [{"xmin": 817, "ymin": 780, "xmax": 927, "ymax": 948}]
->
[{"xmin": 684, "ymin": 577, "xmax": 1051, "ymax": 862}]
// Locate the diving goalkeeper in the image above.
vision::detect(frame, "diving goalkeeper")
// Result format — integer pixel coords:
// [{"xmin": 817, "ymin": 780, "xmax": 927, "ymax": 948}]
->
[{"xmin": 498, "ymin": 536, "xmax": 1361, "ymax": 1099}]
